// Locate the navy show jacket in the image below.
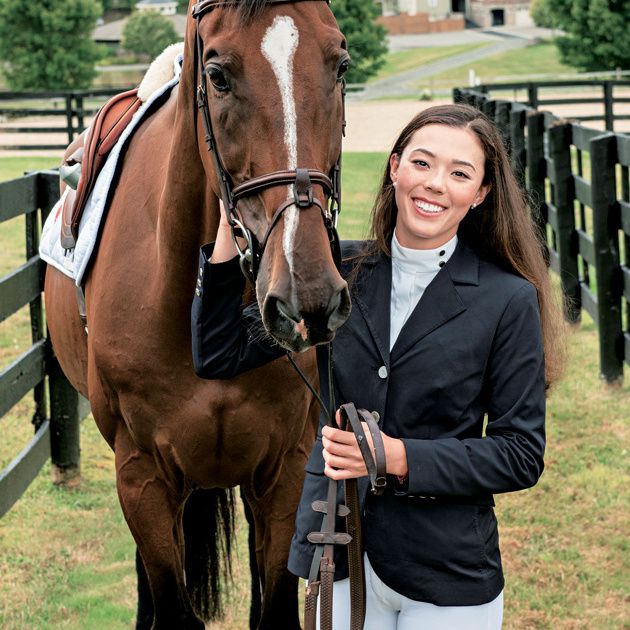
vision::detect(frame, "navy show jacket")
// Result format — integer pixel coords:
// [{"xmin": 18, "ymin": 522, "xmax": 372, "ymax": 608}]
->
[{"xmin": 191, "ymin": 238, "xmax": 546, "ymax": 607}]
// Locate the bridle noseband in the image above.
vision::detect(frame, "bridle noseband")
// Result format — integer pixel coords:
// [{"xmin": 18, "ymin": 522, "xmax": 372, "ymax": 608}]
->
[{"xmin": 192, "ymin": 0, "xmax": 345, "ymax": 283}]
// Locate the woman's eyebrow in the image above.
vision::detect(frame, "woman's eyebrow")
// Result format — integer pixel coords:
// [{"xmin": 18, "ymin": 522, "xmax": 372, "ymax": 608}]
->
[{"xmin": 409, "ymin": 147, "xmax": 477, "ymax": 172}]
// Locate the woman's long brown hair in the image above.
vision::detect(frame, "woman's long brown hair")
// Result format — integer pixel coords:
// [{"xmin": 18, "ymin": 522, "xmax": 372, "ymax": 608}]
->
[{"xmin": 362, "ymin": 103, "xmax": 565, "ymax": 387}]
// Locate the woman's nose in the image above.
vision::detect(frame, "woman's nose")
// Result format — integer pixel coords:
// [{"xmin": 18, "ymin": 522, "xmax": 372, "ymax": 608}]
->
[{"xmin": 424, "ymin": 170, "xmax": 445, "ymax": 193}]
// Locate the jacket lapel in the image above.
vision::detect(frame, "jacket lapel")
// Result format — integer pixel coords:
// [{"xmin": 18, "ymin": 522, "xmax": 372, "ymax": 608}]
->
[
  {"xmin": 352, "ymin": 253, "xmax": 392, "ymax": 368},
  {"xmin": 390, "ymin": 240, "xmax": 479, "ymax": 363}
]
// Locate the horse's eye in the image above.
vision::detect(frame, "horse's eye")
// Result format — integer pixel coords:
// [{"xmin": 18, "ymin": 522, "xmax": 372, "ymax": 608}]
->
[
  {"xmin": 207, "ymin": 65, "xmax": 230, "ymax": 92},
  {"xmin": 336, "ymin": 57, "xmax": 350, "ymax": 81}
]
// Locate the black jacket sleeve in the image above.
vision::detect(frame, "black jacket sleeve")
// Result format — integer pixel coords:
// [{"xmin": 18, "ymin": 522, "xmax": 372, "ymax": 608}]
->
[
  {"xmin": 191, "ymin": 243, "xmax": 285, "ymax": 379},
  {"xmin": 400, "ymin": 282, "xmax": 546, "ymax": 496}
]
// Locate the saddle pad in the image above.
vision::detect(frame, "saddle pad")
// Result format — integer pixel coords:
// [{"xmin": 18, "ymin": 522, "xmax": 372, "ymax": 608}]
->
[{"xmin": 40, "ymin": 53, "xmax": 182, "ymax": 287}]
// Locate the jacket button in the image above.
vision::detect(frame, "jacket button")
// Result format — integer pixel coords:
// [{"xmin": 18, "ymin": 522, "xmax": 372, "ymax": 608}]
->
[
  {"xmin": 378, "ymin": 365, "xmax": 388, "ymax": 379},
  {"xmin": 199, "ymin": 267, "xmax": 203, "ymax": 277},
  {"xmin": 195, "ymin": 288, "xmax": 201, "ymax": 297}
]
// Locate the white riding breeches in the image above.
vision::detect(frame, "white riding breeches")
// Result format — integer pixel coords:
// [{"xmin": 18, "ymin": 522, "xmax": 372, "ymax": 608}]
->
[{"xmin": 317, "ymin": 553, "xmax": 503, "ymax": 630}]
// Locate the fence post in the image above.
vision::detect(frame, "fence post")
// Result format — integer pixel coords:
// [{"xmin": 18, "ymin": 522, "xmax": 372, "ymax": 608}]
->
[
  {"xmin": 590, "ymin": 133, "xmax": 623, "ymax": 383},
  {"xmin": 603, "ymin": 82, "xmax": 614, "ymax": 131},
  {"xmin": 527, "ymin": 82, "xmax": 538, "ymax": 109},
  {"xmin": 548, "ymin": 121, "xmax": 581, "ymax": 323},
  {"xmin": 65, "ymin": 94, "xmax": 74, "ymax": 145},
  {"xmin": 510, "ymin": 107, "xmax": 527, "ymax": 187},
  {"xmin": 482, "ymin": 98, "xmax": 496, "ymax": 121},
  {"xmin": 494, "ymin": 100, "xmax": 511, "ymax": 151},
  {"xmin": 526, "ymin": 111, "xmax": 547, "ymax": 243},
  {"xmin": 75, "ymin": 93, "xmax": 85, "ymax": 134},
  {"xmin": 48, "ymin": 351, "xmax": 81, "ymax": 486}
]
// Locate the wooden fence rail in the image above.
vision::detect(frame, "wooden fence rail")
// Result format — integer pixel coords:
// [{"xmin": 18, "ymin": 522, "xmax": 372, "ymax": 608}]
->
[
  {"xmin": 0, "ymin": 89, "xmax": 122, "ymax": 150},
  {"xmin": 454, "ymin": 87, "xmax": 629, "ymax": 384},
  {"xmin": 0, "ymin": 171, "xmax": 90, "ymax": 518},
  {"xmin": 467, "ymin": 80, "xmax": 630, "ymax": 132}
]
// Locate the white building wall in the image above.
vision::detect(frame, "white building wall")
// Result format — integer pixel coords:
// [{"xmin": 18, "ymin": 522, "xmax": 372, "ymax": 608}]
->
[
  {"xmin": 514, "ymin": 8, "xmax": 534, "ymax": 26},
  {"xmin": 378, "ymin": 0, "xmax": 452, "ymax": 17}
]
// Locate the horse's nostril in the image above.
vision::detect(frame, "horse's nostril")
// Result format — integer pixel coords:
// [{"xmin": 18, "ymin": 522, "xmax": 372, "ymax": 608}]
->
[
  {"xmin": 326, "ymin": 286, "xmax": 351, "ymax": 333},
  {"xmin": 275, "ymin": 298, "xmax": 301, "ymax": 324}
]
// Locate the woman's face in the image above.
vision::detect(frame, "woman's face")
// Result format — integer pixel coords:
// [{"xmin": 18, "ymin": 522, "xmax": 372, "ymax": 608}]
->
[{"xmin": 390, "ymin": 124, "xmax": 490, "ymax": 250}]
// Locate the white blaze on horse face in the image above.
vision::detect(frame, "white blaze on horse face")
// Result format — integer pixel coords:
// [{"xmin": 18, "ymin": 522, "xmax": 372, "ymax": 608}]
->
[{"xmin": 261, "ymin": 15, "xmax": 300, "ymax": 274}]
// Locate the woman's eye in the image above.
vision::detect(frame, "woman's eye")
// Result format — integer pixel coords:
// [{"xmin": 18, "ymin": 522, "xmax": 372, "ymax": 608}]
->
[
  {"xmin": 336, "ymin": 57, "xmax": 350, "ymax": 81},
  {"xmin": 207, "ymin": 65, "xmax": 229, "ymax": 92},
  {"xmin": 413, "ymin": 160, "xmax": 428, "ymax": 167},
  {"xmin": 453, "ymin": 171, "xmax": 470, "ymax": 179}
]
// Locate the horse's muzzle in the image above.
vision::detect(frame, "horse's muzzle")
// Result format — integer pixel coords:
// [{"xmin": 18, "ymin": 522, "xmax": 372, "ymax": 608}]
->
[{"xmin": 263, "ymin": 284, "xmax": 351, "ymax": 352}]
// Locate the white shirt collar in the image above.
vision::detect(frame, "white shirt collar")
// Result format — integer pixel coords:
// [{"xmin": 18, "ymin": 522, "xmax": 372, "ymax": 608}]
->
[{"xmin": 391, "ymin": 232, "xmax": 458, "ymax": 273}]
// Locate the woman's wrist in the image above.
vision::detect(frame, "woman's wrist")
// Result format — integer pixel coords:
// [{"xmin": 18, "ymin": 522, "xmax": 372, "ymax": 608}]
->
[
  {"xmin": 210, "ymin": 223, "xmax": 237, "ymax": 263},
  {"xmin": 385, "ymin": 437, "xmax": 408, "ymax": 477}
]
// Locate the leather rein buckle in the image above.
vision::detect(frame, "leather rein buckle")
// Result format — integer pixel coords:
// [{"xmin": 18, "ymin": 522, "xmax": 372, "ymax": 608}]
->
[{"xmin": 339, "ymin": 403, "xmax": 387, "ymax": 495}]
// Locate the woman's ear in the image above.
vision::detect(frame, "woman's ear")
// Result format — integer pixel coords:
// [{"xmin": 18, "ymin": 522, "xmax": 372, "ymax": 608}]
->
[
  {"xmin": 389, "ymin": 153, "xmax": 400, "ymax": 183},
  {"xmin": 474, "ymin": 183, "xmax": 491, "ymax": 207}
]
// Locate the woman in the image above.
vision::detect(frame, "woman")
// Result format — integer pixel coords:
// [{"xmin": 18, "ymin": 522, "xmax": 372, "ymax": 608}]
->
[{"xmin": 192, "ymin": 104, "xmax": 563, "ymax": 629}]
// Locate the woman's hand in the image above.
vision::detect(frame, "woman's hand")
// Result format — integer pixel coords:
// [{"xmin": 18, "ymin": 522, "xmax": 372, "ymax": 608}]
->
[
  {"xmin": 321, "ymin": 410, "xmax": 408, "ymax": 481},
  {"xmin": 210, "ymin": 199, "xmax": 245, "ymax": 263}
]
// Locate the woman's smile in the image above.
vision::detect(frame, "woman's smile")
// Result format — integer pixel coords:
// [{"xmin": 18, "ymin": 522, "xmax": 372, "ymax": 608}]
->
[{"xmin": 413, "ymin": 196, "xmax": 448, "ymax": 215}]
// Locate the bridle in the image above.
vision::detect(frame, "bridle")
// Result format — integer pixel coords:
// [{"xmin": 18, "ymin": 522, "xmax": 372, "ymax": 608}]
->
[{"xmin": 192, "ymin": 0, "xmax": 345, "ymax": 283}]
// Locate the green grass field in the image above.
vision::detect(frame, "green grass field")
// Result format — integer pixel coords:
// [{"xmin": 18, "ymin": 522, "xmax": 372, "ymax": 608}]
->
[
  {"xmin": 0, "ymin": 154, "xmax": 628, "ymax": 629},
  {"xmin": 369, "ymin": 43, "xmax": 490, "ymax": 83},
  {"xmin": 420, "ymin": 42, "xmax": 576, "ymax": 90}
]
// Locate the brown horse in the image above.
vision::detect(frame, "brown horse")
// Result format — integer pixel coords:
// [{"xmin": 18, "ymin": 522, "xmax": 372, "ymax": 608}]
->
[{"xmin": 44, "ymin": 1, "xmax": 350, "ymax": 628}]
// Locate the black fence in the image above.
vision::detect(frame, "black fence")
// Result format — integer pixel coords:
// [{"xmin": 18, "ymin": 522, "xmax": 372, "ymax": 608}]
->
[
  {"xmin": 0, "ymin": 171, "xmax": 90, "ymax": 517},
  {"xmin": 0, "ymin": 89, "xmax": 122, "ymax": 150},
  {"xmin": 454, "ymin": 86, "xmax": 630, "ymax": 384},
  {"xmin": 468, "ymin": 80, "xmax": 630, "ymax": 132}
]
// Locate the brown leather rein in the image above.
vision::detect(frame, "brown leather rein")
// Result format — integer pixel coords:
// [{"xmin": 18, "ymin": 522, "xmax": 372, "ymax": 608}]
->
[
  {"xmin": 192, "ymin": 0, "xmax": 343, "ymax": 283},
  {"xmin": 191, "ymin": 3, "xmax": 387, "ymax": 629}
]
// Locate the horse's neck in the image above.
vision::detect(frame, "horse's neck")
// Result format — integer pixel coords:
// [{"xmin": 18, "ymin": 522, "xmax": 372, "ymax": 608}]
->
[{"xmin": 155, "ymin": 86, "xmax": 220, "ymax": 289}]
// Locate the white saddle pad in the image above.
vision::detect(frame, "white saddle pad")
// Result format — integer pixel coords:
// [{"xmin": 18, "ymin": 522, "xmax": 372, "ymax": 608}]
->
[{"xmin": 39, "ymin": 54, "xmax": 183, "ymax": 287}]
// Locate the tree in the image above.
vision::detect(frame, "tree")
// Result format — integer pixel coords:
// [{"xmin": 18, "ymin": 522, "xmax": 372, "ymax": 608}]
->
[
  {"xmin": 529, "ymin": 0, "xmax": 558, "ymax": 29},
  {"xmin": 331, "ymin": 0, "xmax": 388, "ymax": 84},
  {"xmin": 101, "ymin": 0, "xmax": 136, "ymax": 10},
  {"xmin": 122, "ymin": 11, "xmax": 181, "ymax": 61},
  {"xmin": 0, "ymin": 0, "xmax": 102, "ymax": 90},
  {"xmin": 531, "ymin": 0, "xmax": 630, "ymax": 72}
]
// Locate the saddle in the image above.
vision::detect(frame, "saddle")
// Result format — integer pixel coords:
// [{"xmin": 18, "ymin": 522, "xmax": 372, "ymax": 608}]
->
[{"xmin": 59, "ymin": 88, "xmax": 142, "ymax": 249}]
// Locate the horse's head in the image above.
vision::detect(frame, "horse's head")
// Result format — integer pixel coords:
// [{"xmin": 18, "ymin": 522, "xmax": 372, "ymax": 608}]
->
[{"xmin": 188, "ymin": 0, "xmax": 351, "ymax": 352}]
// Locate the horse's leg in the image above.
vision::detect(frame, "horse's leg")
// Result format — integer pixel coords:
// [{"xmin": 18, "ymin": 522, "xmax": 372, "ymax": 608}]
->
[
  {"xmin": 112, "ymin": 422, "xmax": 203, "ymax": 630},
  {"xmin": 245, "ymin": 452, "xmax": 306, "ymax": 630},
  {"xmin": 242, "ymin": 492, "xmax": 263, "ymax": 630},
  {"xmin": 135, "ymin": 548, "xmax": 154, "ymax": 630}
]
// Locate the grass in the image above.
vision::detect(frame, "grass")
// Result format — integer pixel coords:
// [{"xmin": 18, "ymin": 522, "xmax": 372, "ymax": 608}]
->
[
  {"xmin": 419, "ymin": 42, "xmax": 577, "ymax": 90},
  {"xmin": 369, "ymin": 43, "xmax": 490, "ymax": 83},
  {"xmin": 0, "ymin": 154, "xmax": 629, "ymax": 628}
]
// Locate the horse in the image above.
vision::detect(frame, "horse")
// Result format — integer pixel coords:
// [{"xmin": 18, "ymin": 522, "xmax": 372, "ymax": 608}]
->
[{"xmin": 43, "ymin": 1, "xmax": 350, "ymax": 627}]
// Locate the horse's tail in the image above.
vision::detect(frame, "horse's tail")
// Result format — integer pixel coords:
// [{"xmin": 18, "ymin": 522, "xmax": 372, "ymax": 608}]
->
[
  {"xmin": 242, "ymin": 493, "xmax": 262, "ymax": 629},
  {"xmin": 183, "ymin": 487, "xmax": 235, "ymax": 621}
]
